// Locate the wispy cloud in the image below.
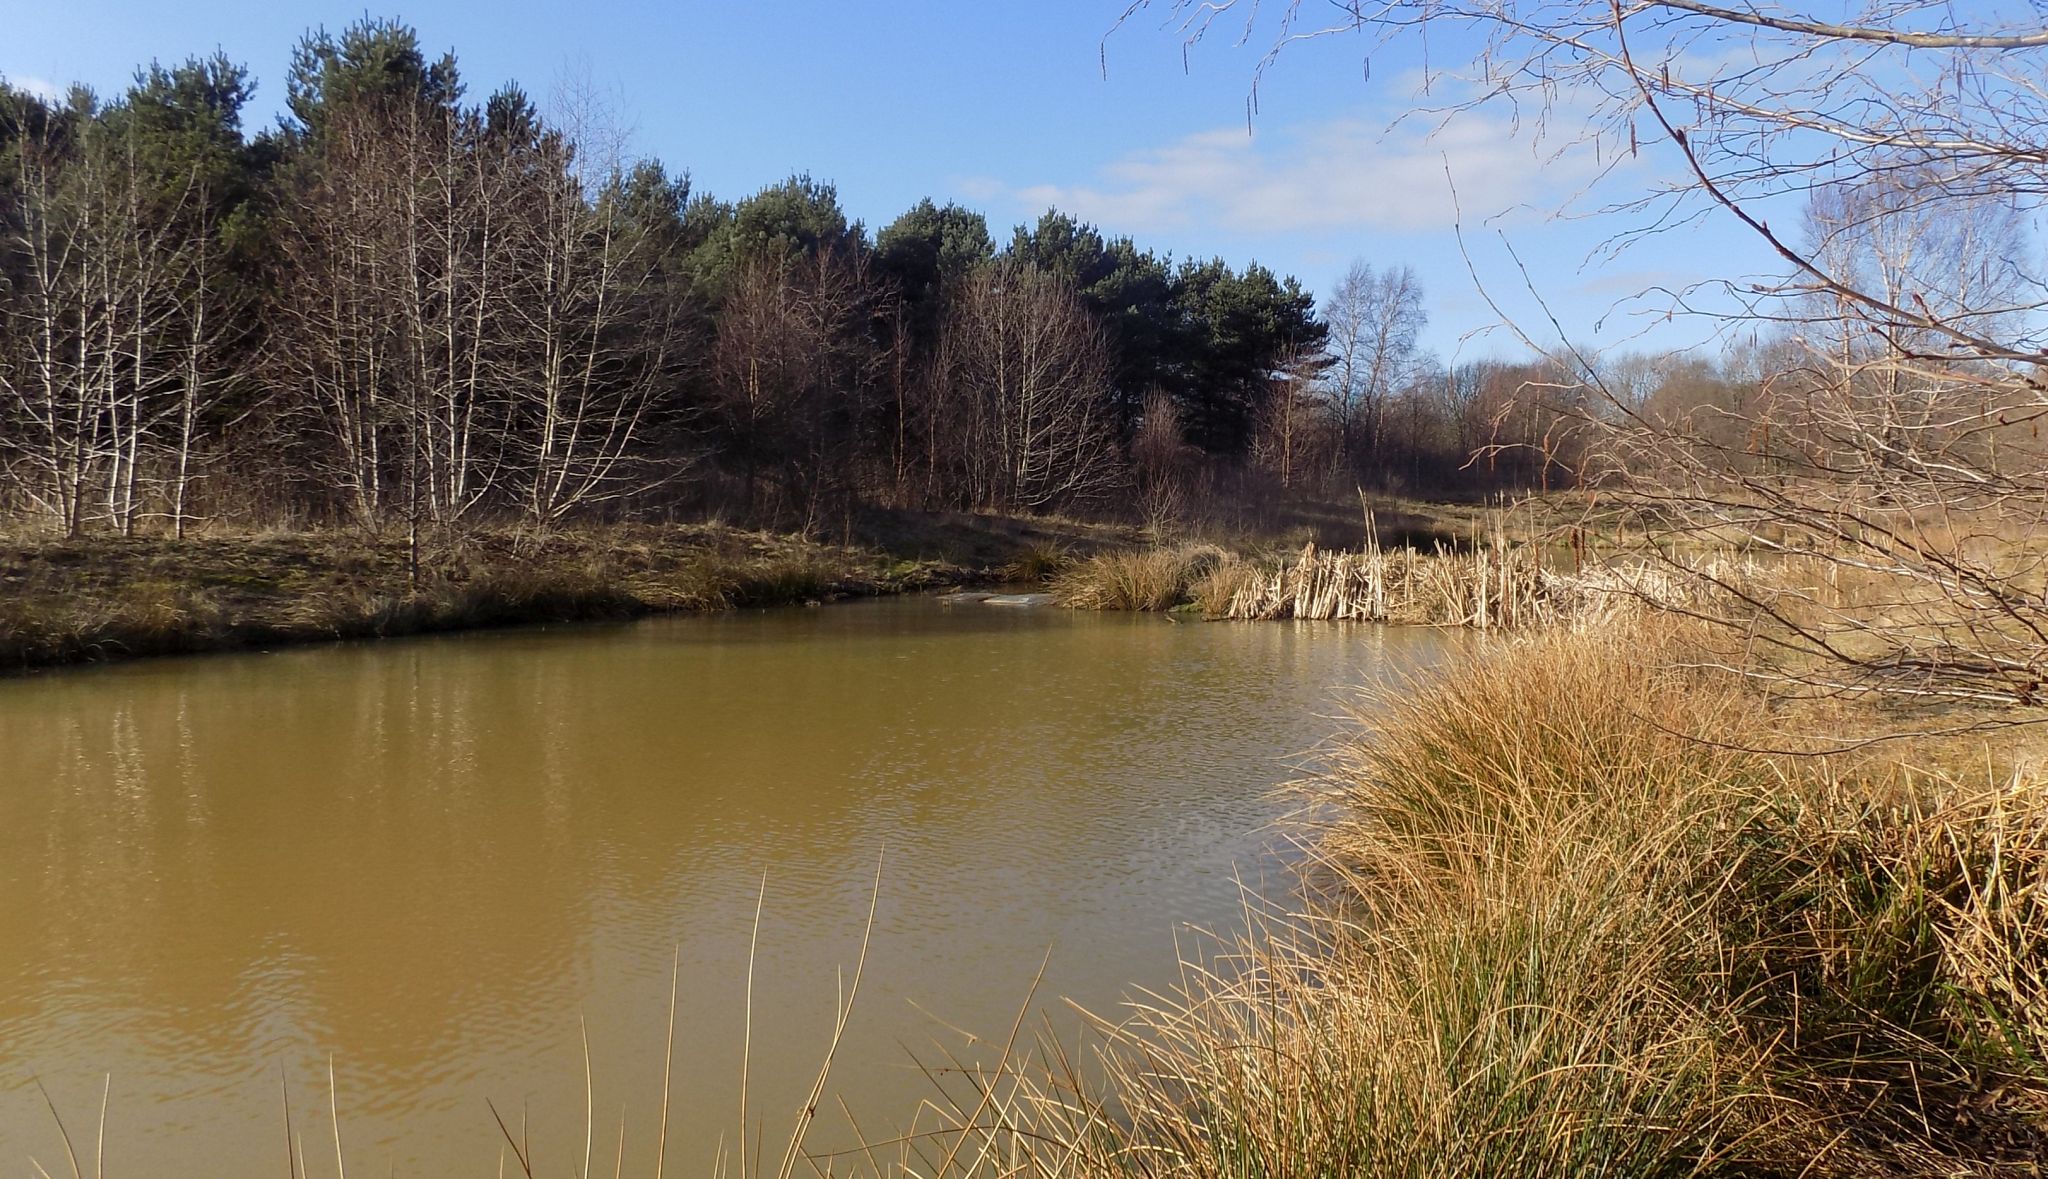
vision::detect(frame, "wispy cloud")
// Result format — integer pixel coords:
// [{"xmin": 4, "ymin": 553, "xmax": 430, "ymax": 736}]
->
[
  {"xmin": 979, "ymin": 108, "xmax": 1616, "ymax": 237},
  {"xmin": 1570, "ymin": 268, "xmax": 1698, "ymax": 300},
  {"xmin": 2, "ymin": 73, "xmax": 65, "ymax": 101}
]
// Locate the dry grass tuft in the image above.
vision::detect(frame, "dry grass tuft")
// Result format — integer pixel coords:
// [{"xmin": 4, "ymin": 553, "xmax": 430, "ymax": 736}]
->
[
  {"xmin": 1188, "ymin": 559, "xmax": 1268, "ymax": 618},
  {"xmin": 895, "ymin": 622, "xmax": 2048, "ymax": 1177},
  {"xmin": 1000, "ymin": 541, "xmax": 1075, "ymax": 585},
  {"xmin": 1050, "ymin": 545, "xmax": 1229, "ymax": 611}
]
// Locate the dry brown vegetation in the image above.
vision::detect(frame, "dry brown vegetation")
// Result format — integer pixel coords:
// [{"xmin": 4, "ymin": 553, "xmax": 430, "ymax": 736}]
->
[
  {"xmin": 0, "ymin": 514, "xmax": 1132, "ymax": 673},
  {"xmin": 1210, "ymin": 540, "xmax": 1548, "ymax": 627},
  {"xmin": 884, "ymin": 623, "xmax": 2048, "ymax": 1177},
  {"xmin": 1053, "ymin": 509, "xmax": 1663, "ymax": 629},
  {"xmin": 1050, "ymin": 537, "xmax": 1554, "ymax": 625},
  {"xmin": 1048, "ymin": 544, "xmax": 1233, "ymax": 612}
]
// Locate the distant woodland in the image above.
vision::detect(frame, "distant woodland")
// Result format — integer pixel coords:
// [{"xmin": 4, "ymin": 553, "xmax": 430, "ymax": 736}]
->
[{"xmin": 1, "ymin": 18, "xmax": 1705, "ymax": 540}]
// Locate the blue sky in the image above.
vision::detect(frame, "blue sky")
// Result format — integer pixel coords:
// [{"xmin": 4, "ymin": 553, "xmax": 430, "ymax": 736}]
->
[{"xmin": 3, "ymin": 1, "xmax": 1783, "ymax": 362}]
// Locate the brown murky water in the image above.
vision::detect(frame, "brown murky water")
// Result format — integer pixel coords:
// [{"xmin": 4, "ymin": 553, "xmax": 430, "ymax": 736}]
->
[{"xmin": 0, "ymin": 597, "xmax": 1457, "ymax": 1176}]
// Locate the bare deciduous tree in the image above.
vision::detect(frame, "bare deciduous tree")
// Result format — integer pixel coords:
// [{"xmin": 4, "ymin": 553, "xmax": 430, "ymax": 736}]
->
[
  {"xmin": 1324, "ymin": 261, "xmax": 1425, "ymax": 482},
  {"xmin": 1252, "ymin": 347, "xmax": 1337, "ymax": 493},
  {"xmin": 266, "ymin": 98, "xmax": 414, "ymax": 526},
  {"xmin": 1, "ymin": 100, "xmax": 106, "ymax": 534},
  {"xmin": 926, "ymin": 262, "xmax": 1123, "ymax": 514},
  {"xmin": 1132, "ymin": 389, "xmax": 1198, "ymax": 535},
  {"xmin": 508, "ymin": 86, "xmax": 684, "ymax": 526},
  {"xmin": 266, "ymin": 77, "xmax": 680, "ymax": 535},
  {"xmin": 0, "ymin": 88, "xmax": 244, "ymax": 537},
  {"xmin": 1129, "ymin": 0, "xmax": 2048, "ymax": 704},
  {"xmin": 709, "ymin": 246, "xmax": 886, "ymax": 528}
]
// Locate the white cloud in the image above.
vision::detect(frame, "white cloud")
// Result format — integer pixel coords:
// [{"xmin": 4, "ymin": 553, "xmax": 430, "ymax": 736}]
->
[
  {"xmin": 988, "ymin": 107, "xmax": 1621, "ymax": 238},
  {"xmin": 952, "ymin": 175, "xmax": 1004, "ymax": 203},
  {"xmin": 2, "ymin": 73, "xmax": 65, "ymax": 101}
]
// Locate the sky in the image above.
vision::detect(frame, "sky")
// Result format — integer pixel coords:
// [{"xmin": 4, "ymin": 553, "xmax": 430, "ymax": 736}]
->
[{"xmin": 1, "ymin": 1, "xmax": 1788, "ymax": 363}]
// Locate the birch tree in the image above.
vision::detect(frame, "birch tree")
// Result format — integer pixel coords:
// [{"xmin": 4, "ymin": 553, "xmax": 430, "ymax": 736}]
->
[
  {"xmin": 708, "ymin": 246, "xmax": 885, "ymax": 526},
  {"xmin": 927, "ymin": 262, "xmax": 1122, "ymax": 513},
  {"xmin": 0, "ymin": 61, "xmax": 247, "ymax": 536},
  {"xmin": 0, "ymin": 89, "xmax": 103, "ymax": 533},
  {"xmin": 505, "ymin": 93, "xmax": 686, "ymax": 526},
  {"xmin": 266, "ymin": 97, "xmax": 414, "ymax": 525},
  {"xmin": 1324, "ymin": 261, "xmax": 1425, "ymax": 481}
]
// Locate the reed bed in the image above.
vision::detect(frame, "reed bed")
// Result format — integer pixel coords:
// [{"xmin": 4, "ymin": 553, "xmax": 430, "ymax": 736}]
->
[
  {"xmin": 1218, "ymin": 506, "xmax": 1725, "ymax": 628},
  {"xmin": 1063, "ymin": 536, "xmax": 1655, "ymax": 630},
  {"xmin": 1050, "ymin": 533, "xmax": 1556, "ymax": 628},
  {"xmin": 1056, "ymin": 506, "xmax": 1748, "ymax": 629},
  {"xmin": 1213, "ymin": 539, "xmax": 1548, "ymax": 627}
]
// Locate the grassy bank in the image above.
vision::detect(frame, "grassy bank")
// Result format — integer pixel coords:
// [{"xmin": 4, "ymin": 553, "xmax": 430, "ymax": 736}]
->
[
  {"xmin": 0, "ymin": 514, "xmax": 1125, "ymax": 673},
  {"xmin": 908, "ymin": 622, "xmax": 2048, "ymax": 1177}
]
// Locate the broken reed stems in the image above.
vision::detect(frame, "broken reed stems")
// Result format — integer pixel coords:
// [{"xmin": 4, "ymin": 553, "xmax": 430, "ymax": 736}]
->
[
  {"xmin": 1051, "ymin": 510, "xmax": 1650, "ymax": 627},
  {"xmin": 1033, "ymin": 500, "xmax": 1737, "ymax": 630},
  {"xmin": 1211, "ymin": 511, "xmax": 1544, "ymax": 626}
]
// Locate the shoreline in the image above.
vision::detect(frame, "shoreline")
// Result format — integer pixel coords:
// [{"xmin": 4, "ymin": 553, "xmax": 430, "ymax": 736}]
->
[
  {"xmin": 0, "ymin": 496, "xmax": 1591, "ymax": 677},
  {"xmin": 0, "ymin": 514, "xmax": 1123, "ymax": 676}
]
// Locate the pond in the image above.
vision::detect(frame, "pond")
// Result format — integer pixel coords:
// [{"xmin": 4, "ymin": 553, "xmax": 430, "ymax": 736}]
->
[{"xmin": 0, "ymin": 597, "xmax": 1459, "ymax": 1176}]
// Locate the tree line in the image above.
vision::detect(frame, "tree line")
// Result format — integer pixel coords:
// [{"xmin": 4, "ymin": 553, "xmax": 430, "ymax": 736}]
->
[{"xmin": 0, "ymin": 18, "xmax": 1580, "ymax": 540}]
